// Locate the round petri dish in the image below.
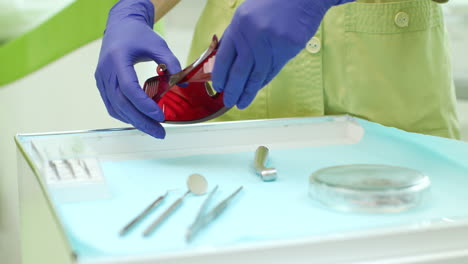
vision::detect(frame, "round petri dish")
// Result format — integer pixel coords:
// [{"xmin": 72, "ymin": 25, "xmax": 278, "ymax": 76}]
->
[{"xmin": 309, "ymin": 164, "xmax": 431, "ymax": 213}]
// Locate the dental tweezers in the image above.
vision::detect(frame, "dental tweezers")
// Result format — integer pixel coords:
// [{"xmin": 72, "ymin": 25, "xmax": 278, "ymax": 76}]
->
[{"xmin": 186, "ymin": 185, "xmax": 243, "ymax": 242}]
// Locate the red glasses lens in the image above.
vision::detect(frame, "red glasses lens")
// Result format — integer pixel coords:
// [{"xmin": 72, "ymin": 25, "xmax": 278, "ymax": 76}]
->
[
  {"xmin": 142, "ymin": 35, "xmax": 229, "ymax": 124},
  {"xmin": 156, "ymin": 83, "xmax": 227, "ymax": 123}
]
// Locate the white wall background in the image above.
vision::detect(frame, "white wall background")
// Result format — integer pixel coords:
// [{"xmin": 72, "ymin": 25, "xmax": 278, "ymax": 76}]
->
[
  {"xmin": 0, "ymin": 0, "xmax": 75, "ymax": 43},
  {"xmin": 444, "ymin": 1, "xmax": 468, "ymax": 99}
]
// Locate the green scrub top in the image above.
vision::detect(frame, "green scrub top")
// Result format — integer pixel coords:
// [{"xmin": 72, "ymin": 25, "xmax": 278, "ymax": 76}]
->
[{"xmin": 187, "ymin": 0, "xmax": 460, "ymax": 139}]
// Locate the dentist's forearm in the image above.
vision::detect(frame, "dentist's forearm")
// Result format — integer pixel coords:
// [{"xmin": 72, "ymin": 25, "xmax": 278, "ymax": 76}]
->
[{"xmin": 150, "ymin": 0, "xmax": 181, "ymax": 22}]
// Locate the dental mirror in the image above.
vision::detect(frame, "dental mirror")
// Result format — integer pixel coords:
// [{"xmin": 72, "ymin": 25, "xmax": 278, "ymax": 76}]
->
[
  {"xmin": 187, "ymin": 173, "xmax": 208, "ymax": 195},
  {"xmin": 142, "ymin": 173, "xmax": 208, "ymax": 236}
]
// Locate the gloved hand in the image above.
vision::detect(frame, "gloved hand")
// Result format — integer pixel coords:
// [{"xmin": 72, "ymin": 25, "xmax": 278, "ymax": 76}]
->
[
  {"xmin": 212, "ymin": 0, "xmax": 354, "ymax": 109},
  {"xmin": 95, "ymin": 0, "xmax": 182, "ymax": 139}
]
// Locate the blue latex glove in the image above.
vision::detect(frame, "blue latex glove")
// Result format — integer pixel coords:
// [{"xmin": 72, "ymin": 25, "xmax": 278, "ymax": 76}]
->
[
  {"xmin": 212, "ymin": 0, "xmax": 354, "ymax": 109},
  {"xmin": 95, "ymin": 0, "xmax": 182, "ymax": 139}
]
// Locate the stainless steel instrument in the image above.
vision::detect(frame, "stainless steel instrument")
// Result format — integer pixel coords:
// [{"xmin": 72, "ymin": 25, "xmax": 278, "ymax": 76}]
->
[
  {"xmin": 254, "ymin": 146, "xmax": 277, "ymax": 181},
  {"xmin": 119, "ymin": 192, "xmax": 168, "ymax": 236},
  {"xmin": 186, "ymin": 185, "xmax": 243, "ymax": 242},
  {"xmin": 143, "ymin": 174, "xmax": 208, "ymax": 237}
]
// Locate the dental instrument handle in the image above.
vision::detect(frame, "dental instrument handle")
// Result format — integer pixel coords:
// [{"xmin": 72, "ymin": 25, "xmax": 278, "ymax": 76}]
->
[
  {"xmin": 119, "ymin": 192, "xmax": 168, "ymax": 236},
  {"xmin": 254, "ymin": 146, "xmax": 277, "ymax": 181},
  {"xmin": 143, "ymin": 190, "xmax": 189, "ymax": 236}
]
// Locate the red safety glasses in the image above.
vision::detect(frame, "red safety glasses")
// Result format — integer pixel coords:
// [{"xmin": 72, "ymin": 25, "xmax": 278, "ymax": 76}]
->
[{"xmin": 143, "ymin": 35, "xmax": 229, "ymax": 124}]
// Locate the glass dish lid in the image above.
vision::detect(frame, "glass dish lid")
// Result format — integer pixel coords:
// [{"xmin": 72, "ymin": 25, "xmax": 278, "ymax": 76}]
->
[{"xmin": 309, "ymin": 164, "xmax": 431, "ymax": 213}]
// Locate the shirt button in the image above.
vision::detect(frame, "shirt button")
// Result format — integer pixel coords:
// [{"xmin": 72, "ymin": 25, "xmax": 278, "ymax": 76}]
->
[
  {"xmin": 306, "ymin": 37, "xmax": 321, "ymax": 54},
  {"xmin": 229, "ymin": 0, "xmax": 237, "ymax": 8},
  {"xmin": 394, "ymin": 12, "xmax": 410, "ymax": 28}
]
